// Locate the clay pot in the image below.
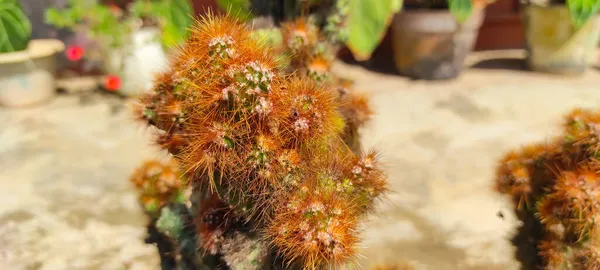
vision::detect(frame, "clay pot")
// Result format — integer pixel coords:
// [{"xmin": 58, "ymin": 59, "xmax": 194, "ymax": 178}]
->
[
  {"xmin": 523, "ymin": 5, "xmax": 600, "ymax": 74},
  {"xmin": 391, "ymin": 8, "xmax": 484, "ymax": 80}
]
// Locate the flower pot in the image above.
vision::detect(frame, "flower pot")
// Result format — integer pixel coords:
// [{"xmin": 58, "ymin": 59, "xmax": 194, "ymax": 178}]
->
[
  {"xmin": 0, "ymin": 39, "xmax": 64, "ymax": 107},
  {"xmin": 524, "ymin": 5, "xmax": 600, "ymax": 74},
  {"xmin": 106, "ymin": 27, "xmax": 168, "ymax": 97},
  {"xmin": 391, "ymin": 8, "xmax": 484, "ymax": 80}
]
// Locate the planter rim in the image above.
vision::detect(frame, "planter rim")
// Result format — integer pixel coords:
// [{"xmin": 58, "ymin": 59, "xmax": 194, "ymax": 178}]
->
[
  {"xmin": 399, "ymin": 9, "xmax": 455, "ymax": 15},
  {"xmin": 395, "ymin": 6, "xmax": 484, "ymax": 20},
  {"xmin": 0, "ymin": 39, "xmax": 65, "ymax": 64}
]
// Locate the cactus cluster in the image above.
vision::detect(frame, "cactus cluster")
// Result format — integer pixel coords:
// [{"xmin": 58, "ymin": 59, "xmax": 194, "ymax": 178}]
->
[
  {"xmin": 277, "ymin": 16, "xmax": 373, "ymax": 153},
  {"xmin": 496, "ymin": 108, "xmax": 600, "ymax": 269},
  {"xmin": 131, "ymin": 14, "xmax": 387, "ymax": 269},
  {"xmin": 130, "ymin": 158, "xmax": 186, "ymax": 216}
]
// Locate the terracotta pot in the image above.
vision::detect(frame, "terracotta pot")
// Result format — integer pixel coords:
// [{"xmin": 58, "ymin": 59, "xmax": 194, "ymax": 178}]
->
[
  {"xmin": 524, "ymin": 5, "xmax": 600, "ymax": 74},
  {"xmin": 391, "ymin": 8, "xmax": 484, "ymax": 80}
]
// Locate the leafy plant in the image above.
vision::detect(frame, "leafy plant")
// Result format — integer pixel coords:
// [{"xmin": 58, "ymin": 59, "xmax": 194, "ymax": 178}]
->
[
  {"xmin": 0, "ymin": 0, "xmax": 32, "ymax": 53},
  {"xmin": 129, "ymin": 0, "xmax": 194, "ymax": 48},
  {"xmin": 45, "ymin": 0, "xmax": 128, "ymax": 48},
  {"xmin": 217, "ymin": 0, "xmax": 253, "ymax": 20},
  {"xmin": 216, "ymin": 0, "xmax": 403, "ymax": 60},
  {"xmin": 45, "ymin": 0, "xmax": 193, "ymax": 50},
  {"xmin": 448, "ymin": 0, "xmax": 473, "ymax": 23},
  {"xmin": 567, "ymin": 0, "xmax": 600, "ymax": 27},
  {"xmin": 346, "ymin": 0, "xmax": 402, "ymax": 60}
]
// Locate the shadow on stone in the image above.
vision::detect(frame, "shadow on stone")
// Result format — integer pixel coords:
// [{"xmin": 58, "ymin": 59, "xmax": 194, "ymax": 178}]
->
[
  {"xmin": 470, "ymin": 58, "xmax": 529, "ymax": 72},
  {"xmin": 511, "ymin": 208, "xmax": 543, "ymax": 270},
  {"xmin": 370, "ymin": 204, "xmax": 512, "ymax": 270}
]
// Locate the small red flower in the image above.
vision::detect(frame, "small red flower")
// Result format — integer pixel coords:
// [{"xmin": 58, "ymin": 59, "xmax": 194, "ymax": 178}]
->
[
  {"xmin": 65, "ymin": 45, "xmax": 84, "ymax": 61},
  {"xmin": 104, "ymin": 75, "xmax": 121, "ymax": 91},
  {"xmin": 107, "ymin": 4, "xmax": 122, "ymax": 16}
]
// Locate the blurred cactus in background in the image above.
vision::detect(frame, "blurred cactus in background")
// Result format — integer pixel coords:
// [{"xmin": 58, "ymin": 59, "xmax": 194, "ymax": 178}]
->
[
  {"xmin": 496, "ymin": 108, "xmax": 600, "ymax": 269},
  {"xmin": 130, "ymin": 158, "xmax": 186, "ymax": 217},
  {"xmin": 130, "ymin": 14, "xmax": 387, "ymax": 269}
]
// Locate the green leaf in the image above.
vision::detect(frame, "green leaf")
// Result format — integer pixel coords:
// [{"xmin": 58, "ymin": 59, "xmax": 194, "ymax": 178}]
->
[
  {"xmin": 449, "ymin": 0, "xmax": 473, "ymax": 23},
  {"xmin": 216, "ymin": 0, "xmax": 252, "ymax": 21},
  {"xmin": 0, "ymin": 0, "xmax": 31, "ymax": 52},
  {"xmin": 250, "ymin": 28, "xmax": 283, "ymax": 48},
  {"xmin": 568, "ymin": 0, "xmax": 600, "ymax": 27},
  {"xmin": 164, "ymin": 0, "xmax": 193, "ymax": 47},
  {"xmin": 346, "ymin": 0, "xmax": 402, "ymax": 61}
]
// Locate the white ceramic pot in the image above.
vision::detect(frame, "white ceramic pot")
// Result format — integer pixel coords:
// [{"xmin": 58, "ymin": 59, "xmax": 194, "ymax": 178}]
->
[
  {"xmin": 0, "ymin": 39, "xmax": 64, "ymax": 107},
  {"xmin": 106, "ymin": 27, "xmax": 169, "ymax": 97}
]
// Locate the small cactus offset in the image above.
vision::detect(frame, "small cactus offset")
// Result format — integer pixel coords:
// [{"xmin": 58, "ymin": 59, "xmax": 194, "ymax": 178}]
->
[
  {"xmin": 496, "ymin": 108, "xmax": 600, "ymax": 269},
  {"xmin": 131, "ymin": 14, "xmax": 387, "ymax": 269},
  {"xmin": 0, "ymin": 0, "xmax": 32, "ymax": 53},
  {"xmin": 130, "ymin": 158, "xmax": 186, "ymax": 217}
]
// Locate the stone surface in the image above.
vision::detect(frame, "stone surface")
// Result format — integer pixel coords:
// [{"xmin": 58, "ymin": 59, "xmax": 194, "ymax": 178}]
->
[{"xmin": 2, "ymin": 53, "xmax": 600, "ymax": 269}]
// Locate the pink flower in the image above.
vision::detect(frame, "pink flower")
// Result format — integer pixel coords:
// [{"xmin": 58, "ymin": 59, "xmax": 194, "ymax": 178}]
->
[
  {"xmin": 65, "ymin": 45, "xmax": 84, "ymax": 61},
  {"xmin": 104, "ymin": 75, "xmax": 121, "ymax": 91}
]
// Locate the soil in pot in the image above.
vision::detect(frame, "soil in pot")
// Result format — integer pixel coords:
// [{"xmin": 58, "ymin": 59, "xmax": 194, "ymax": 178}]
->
[
  {"xmin": 524, "ymin": 5, "xmax": 600, "ymax": 74},
  {"xmin": 391, "ymin": 4, "xmax": 484, "ymax": 80}
]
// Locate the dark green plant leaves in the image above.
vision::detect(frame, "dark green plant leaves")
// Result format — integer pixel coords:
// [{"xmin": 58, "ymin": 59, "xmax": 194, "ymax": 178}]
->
[
  {"xmin": 449, "ymin": 0, "xmax": 473, "ymax": 23},
  {"xmin": 160, "ymin": 0, "xmax": 194, "ymax": 48},
  {"xmin": 0, "ymin": 0, "xmax": 31, "ymax": 53},
  {"xmin": 217, "ymin": 0, "xmax": 253, "ymax": 21},
  {"xmin": 346, "ymin": 0, "xmax": 402, "ymax": 61},
  {"xmin": 568, "ymin": 0, "xmax": 600, "ymax": 28}
]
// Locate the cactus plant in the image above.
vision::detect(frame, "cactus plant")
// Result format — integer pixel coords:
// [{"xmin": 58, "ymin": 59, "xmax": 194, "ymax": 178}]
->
[
  {"xmin": 276, "ymin": 16, "xmax": 374, "ymax": 154},
  {"xmin": 130, "ymin": 14, "xmax": 387, "ymax": 269},
  {"xmin": 0, "ymin": 0, "xmax": 32, "ymax": 53},
  {"xmin": 496, "ymin": 108, "xmax": 600, "ymax": 269}
]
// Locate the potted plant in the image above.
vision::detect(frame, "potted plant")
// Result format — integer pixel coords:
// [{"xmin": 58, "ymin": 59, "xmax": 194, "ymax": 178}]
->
[
  {"xmin": 389, "ymin": 0, "xmax": 490, "ymax": 80},
  {"xmin": 522, "ymin": 0, "xmax": 600, "ymax": 74},
  {"xmin": 45, "ymin": 0, "xmax": 193, "ymax": 97},
  {"xmin": 217, "ymin": 0, "xmax": 402, "ymax": 62},
  {"xmin": 0, "ymin": 0, "xmax": 64, "ymax": 107}
]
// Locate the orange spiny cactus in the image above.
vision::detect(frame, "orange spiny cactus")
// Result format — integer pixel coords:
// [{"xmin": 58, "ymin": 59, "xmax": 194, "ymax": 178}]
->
[
  {"xmin": 268, "ymin": 181, "xmax": 360, "ymax": 269},
  {"xmin": 133, "ymin": 14, "xmax": 387, "ymax": 269},
  {"xmin": 496, "ymin": 108, "xmax": 600, "ymax": 269},
  {"xmin": 536, "ymin": 168, "xmax": 600, "ymax": 239},
  {"xmin": 270, "ymin": 77, "xmax": 344, "ymax": 147},
  {"xmin": 130, "ymin": 158, "xmax": 185, "ymax": 215},
  {"xmin": 281, "ymin": 17, "xmax": 319, "ymax": 57},
  {"xmin": 195, "ymin": 192, "xmax": 241, "ymax": 255}
]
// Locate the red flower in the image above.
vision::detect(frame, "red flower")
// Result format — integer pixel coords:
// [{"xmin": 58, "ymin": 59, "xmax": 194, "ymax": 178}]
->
[
  {"xmin": 65, "ymin": 45, "xmax": 84, "ymax": 61},
  {"xmin": 107, "ymin": 4, "xmax": 122, "ymax": 16},
  {"xmin": 104, "ymin": 75, "xmax": 121, "ymax": 91}
]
